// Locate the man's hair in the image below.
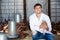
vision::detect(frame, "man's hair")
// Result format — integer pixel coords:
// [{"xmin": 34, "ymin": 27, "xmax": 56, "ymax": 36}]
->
[{"xmin": 34, "ymin": 3, "xmax": 42, "ymax": 9}]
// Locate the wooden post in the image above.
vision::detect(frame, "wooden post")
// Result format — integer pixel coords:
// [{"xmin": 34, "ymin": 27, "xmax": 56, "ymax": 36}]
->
[
  {"xmin": 23, "ymin": 0, "xmax": 27, "ymax": 22},
  {"xmin": 48, "ymin": 0, "xmax": 51, "ymax": 19}
]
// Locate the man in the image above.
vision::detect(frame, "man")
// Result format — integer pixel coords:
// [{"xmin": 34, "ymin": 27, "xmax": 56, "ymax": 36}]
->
[{"xmin": 29, "ymin": 3, "xmax": 54, "ymax": 40}]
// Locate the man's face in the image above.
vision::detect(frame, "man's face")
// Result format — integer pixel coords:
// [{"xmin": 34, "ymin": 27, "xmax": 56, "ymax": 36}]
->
[{"xmin": 34, "ymin": 6, "xmax": 42, "ymax": 14}]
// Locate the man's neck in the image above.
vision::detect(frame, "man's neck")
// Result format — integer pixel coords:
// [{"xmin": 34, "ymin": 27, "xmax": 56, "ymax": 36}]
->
[
  {"xmin": 36, "ymin": 13, "xmax": 41, "ymax": 17},
  {"xmin": 36, "ymin": 13, "xmax": 41, "ymax": 20}
]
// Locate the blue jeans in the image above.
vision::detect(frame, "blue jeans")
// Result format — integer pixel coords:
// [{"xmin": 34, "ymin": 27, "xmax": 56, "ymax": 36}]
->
[{"xmin": 32, "ymin": 31, "xmax": 54, "ymax": 40}]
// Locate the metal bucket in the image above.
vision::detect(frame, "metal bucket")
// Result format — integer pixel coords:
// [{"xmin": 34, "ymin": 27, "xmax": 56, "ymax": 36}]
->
[
  {"xmin": 8, "ymin": 21, "xmax": 18, "ymax": 38},
  {"xmin": 15, "ymin": 14, "xmax": 20, "ymax": 23},
  {"xmin": 0, "ymin": 32, "xmax": 8, "ymax": 40}
]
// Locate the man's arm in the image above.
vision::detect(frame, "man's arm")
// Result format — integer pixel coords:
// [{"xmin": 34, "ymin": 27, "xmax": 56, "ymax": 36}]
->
[
  {"xmin": 29, "ymin": 16, "xmax": 37, "ymax": 35},
  {"xmin": 44, "ymin": 16, "xmax": 52, "ymax": 32},
  {"xmin": 39, "ymin": 16, "xmax": 52, "ymax": 32},
  {"xmin": 29, "ymin": 17, "xmax": 35, "ymax": 32}
]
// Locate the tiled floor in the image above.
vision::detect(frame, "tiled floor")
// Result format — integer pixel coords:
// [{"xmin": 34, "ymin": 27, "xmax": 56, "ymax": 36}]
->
[
  {"xmin": 54, "ymin": 35, "xmax": 60, "ymax": 40},
  {"xmin": 8, "ymin": 30, "xmax": 60, "ymax": 40},
  {"xmin": 8, "ymin": 30, "xmax": 32, "ymax": 40},
  {"xmin": 8, "ymin": 35, "xmax": 60, "ymax": 40}
]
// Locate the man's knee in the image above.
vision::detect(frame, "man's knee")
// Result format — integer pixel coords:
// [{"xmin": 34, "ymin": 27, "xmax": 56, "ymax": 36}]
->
[
  {"xmin": 45, "ymin": 33, "xmax": 54, "ymax": 40},
  {"xmin": 32, "ymin": 32, "xmax": 38, "ymax": 40},
  {"xmin": 32, "ymin": 33, "xmax": 38, "ymax": 38}
]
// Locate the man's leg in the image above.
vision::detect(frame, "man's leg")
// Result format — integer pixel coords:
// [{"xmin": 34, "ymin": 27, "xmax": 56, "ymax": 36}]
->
[
  {"xmin": 32, "ymin": 31, "xmax": 45, "ymax": 40},
  {"xmin": 45, "ymin": 33, "xmax": 54, "ymax": 40},
  {"xmin": 32, "ymin": 32, "xmax": 38, "ymax": 40},
  {"xmin": 38, "ymin": 31, "xmax": 45, "ymax": 39}
]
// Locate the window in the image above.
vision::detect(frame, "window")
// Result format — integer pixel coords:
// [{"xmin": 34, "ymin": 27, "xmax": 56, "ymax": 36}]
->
[
  {"xmin": 51, "ymin": 0, "xmax": 60, "ymax": 22},
  {"xmin": 1, "ymin": 0, "xmax": 24, "ymax": 22}
]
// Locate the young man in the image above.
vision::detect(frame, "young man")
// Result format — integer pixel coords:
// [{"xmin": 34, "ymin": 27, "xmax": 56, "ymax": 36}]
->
[{"xmin": 29, "ymin": 3, "xmax": 54, "ymax": 40}]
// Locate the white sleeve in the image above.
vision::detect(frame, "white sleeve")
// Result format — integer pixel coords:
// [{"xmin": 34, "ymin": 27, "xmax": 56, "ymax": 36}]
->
[
  {"xmin": 44, "ymin": 16, "xmax": 52, "ymax": 32},
  {"xmin": 29, "ymin": 17, "xmax": 35, "ymax": 32},
  {"xmin": 29, "ymin": 16, "xmax": 42, "ymax": 32}
]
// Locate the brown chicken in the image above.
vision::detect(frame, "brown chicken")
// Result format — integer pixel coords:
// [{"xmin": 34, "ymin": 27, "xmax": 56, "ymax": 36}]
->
[{"xmin": 39, "ymin": 21, "xmax": 49, "ymax": 31}]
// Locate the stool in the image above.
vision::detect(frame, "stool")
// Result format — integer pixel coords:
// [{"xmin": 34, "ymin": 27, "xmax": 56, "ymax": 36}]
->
[{"xmin": 38, "ymin": 39, "xmax": 46, "ymax": 40}]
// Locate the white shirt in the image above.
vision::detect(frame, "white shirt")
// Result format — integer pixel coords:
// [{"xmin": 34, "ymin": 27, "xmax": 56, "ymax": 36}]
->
[{"xmin": 29, "ymin": 12, "xmax": 52, "ymax": 34}]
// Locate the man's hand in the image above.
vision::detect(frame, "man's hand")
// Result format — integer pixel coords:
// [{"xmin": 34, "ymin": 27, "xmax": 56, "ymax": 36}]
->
[
  {"xmin": 39, "ymin": 21, "xmax": 49, "ymax": 31},
  {"xmin": 32, "ymin": 31, "xmax": 37, "ymax": 35}
]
